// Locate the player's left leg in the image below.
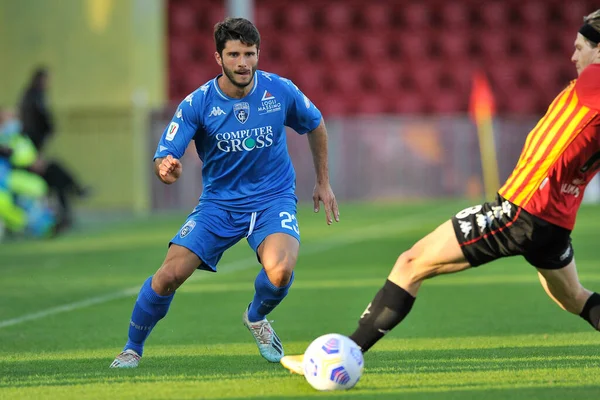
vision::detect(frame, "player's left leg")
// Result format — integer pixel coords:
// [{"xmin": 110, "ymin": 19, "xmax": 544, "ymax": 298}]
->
[
  {"xmin": 245, "ymin": 199, "xmax": 300, "ymax": 362},
  {"xmin": 536, "ymin": 260, "xmax": 600, "ymax": 330}
]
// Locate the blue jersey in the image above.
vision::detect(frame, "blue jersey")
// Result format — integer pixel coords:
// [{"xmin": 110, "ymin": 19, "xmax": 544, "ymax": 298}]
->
[{"xmin": 154, "ymin": 70, "xmax": 322, "ymax": 212}]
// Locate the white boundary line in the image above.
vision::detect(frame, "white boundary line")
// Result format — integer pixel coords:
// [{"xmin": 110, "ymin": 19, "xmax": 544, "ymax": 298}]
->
[{"xmin": 0, "ymin": 208, "xmax": 447, "ymax": 330}]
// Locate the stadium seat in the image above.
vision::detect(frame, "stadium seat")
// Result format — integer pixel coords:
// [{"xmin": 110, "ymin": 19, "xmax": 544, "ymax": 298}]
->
[
  {"xmin": 398, "ymin": 30, "xmax": 434, "ymax": 62},
  {"xmin": 517, "ymin": 1, "xmax": 551, "ymax": 26},
  {"xmin": 356, "ymin": 33, "xmax": 391, "ymax": 64},
  {"xmin": 439, "ymin": 31, "xmax": 471, "ymax": 63},
  {"xmin": 370, "ymin": 62, "xmax": 402, "ymax": 93},
  {"xmin": 478, "ymin": 2, "xmax": 509, "ymax": 28},
  {"xmin": 354, "ymin": 93, "xmax": 391, "ymax": 115},
  {"xmin": 400, "ymin": 2, "xmax": 431, "ymax": 29},
  {"xmin": 280, "ymin": 4, "xmax": 315, "ymax": 33},
  {"xmin": 320, "ymin": 2, "xmax": 355, "ymax": 31},
  {"xmin": 391, "ymin": 92, "xmax": 427, "ymax": 115},
  {"xmin": 439, "ymin": 2, "xmax": 471, "ymax": 29},
  {"xmin": 360, "ymin": 3, "xmax": 391, "ymax": 31},
  {"xmin": 515, "ymin": 29, "xmax": 551, "ymax": 59},
  {"xmin": 474, "ymin": 29, "xmax": 513, "ymax": 60}
]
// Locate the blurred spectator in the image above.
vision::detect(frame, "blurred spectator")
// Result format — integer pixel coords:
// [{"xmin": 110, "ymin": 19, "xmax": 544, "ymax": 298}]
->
[
  {"xmin": 0, "ymin": 108, "xmax": 56, "ymax": 240},
  {"xmin": 19, "ymin": 66, "xmax": 90, "ymax": 232}
]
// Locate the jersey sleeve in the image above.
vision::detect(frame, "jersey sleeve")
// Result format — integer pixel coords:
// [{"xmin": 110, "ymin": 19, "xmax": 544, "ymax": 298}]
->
[
  {"xmin": 281, "ymin": 78, "xmax": 322, "ymax": 134},
  {"xmin": 153, "ymin": 93, "xmax": 202, "ymax": 160},
  {"xmin": 575, "ymin": 64, "xmax": 600, "ymax": 111}
]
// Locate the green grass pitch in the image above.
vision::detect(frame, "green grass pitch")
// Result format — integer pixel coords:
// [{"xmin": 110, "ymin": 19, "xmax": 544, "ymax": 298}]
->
[{"xmin": 1, "ymin": 200, "xmax": 599, "ymax": 399}]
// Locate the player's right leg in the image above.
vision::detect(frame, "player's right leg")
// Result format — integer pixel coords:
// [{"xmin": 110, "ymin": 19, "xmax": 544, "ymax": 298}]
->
[
  {"xmin": 110, "ymin": 203, "xmax": 244, "ymax": 368},
  {"xmin": 281, "ymin": 219, "xmax": 469, "ymax": 375},
  {"xmin": 348, "ymin": 195, "xmax": 525, "ymax": 353},
  {"xmin": 110, "ymin": 244, "xmax": 201, "ymax": 368},
  {"xmin": 536, "ymin": 260, "xmax": 600, "ymax": 330}
]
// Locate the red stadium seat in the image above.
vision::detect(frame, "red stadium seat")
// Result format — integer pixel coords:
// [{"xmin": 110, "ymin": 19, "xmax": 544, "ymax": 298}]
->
[
  {"xmin": 398, "ymin": 30, "xmax": 434, "ymax": 62},
  {"xmin": 474, "ymin": 29, "xmax": 513, "ymax": 60},
  {"xmin": 356, "ymin": 33, "xmax": 391, "ymax": 64},
  {"xmin": 439, "ymin": 2, "xmax": 471, "ymax": 29},
  {"xmin": 320, "ymin": 2, "xmax": 355, "ymax": 31},
  {"xmin": 517, "ymin": 1, "xmax": 551, "ymax": 26},
  {"xmin": 280, "ymin": 4, "xmax": 315, "ymax": 33},
  {"xmin": 479, "ymin": 2, "xmax": 509, "ymax": 28},
  {"xmin": 514, "ymin": 29, "xmax": 551, "ymax": 59},
  {"xmin": 369, "ymin": 62, "xmax": 402, "ymax": 93},
  {"xmin": 391, "ymin": 92, "xmax": 428, "ymax": 115},
  {"xmin": 360, "ymin": 3, "xmax": 391, "ymax": 30},
  {"xmin": 439, "ymin": 31, "xmax": 471, "ymax": 63},
  {"xmin": 400, "ymin": 2, "xmax": 431, "ymax": 29}
]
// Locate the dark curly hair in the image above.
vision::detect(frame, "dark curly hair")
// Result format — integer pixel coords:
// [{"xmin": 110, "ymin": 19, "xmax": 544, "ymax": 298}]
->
[{"xmin": 214, "ymin": 17, "xmax": 260, "ymax": 55}]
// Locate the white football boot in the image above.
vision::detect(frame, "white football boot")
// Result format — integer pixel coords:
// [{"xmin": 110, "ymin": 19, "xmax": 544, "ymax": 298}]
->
[
  {"xmin": 243, "ymin": 308, "xmax": 284, "ymax": 362},
  {"xmin": 109, "ymin": 349, "xmax": 141, "ymax": 368}
]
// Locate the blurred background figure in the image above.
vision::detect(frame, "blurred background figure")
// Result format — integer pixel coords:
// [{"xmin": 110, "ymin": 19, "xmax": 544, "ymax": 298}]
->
[
  {"xmin": 0, "ymin": 108, "xmax": 56, "ymax": 240},
  {"xmin": 18, "ymin": 66, "xmax": 90, "ymax": 232}
]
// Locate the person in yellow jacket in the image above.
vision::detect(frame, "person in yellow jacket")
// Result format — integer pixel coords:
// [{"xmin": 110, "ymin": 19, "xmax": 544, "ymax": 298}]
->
[{"xmin": 0, "ymin": 109, "xmax": 55, "ymax": 239}]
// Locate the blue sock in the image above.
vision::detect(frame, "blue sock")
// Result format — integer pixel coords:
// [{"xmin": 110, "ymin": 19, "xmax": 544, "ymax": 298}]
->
[
  {"xmin": 124, "ymin": 276, "xmax": 174, "ymax": 356},
  {"xmin": 247, "ymin": 269, "xmax": 294, "ymax": 322}
]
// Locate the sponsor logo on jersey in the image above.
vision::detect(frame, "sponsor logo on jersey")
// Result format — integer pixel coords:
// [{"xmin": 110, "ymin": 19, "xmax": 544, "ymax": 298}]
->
[
  {"xmin": 215, "ymin": 126, "xmax": 274, "ymax": 153},
  {"xmin": 234, "ymin": 102, "xmax": 250, "ymax": 124},
  {"xmin": 166, "ymin": 122, "xmax": 179, "ymax": 141},
  {"xmin": 209, "ymin": 106, "xmax": 226, "ymax": 117},
  {"xmin": 261, "ymin": 90, "xmax": 275, "ymax": 101},
  {"xmin": 258, "ymin": 91, "xmax": 282, "ymax": 115},
  {"xmin": 561, "ymin": 183, "xmax": 581, "ymax": 197}
]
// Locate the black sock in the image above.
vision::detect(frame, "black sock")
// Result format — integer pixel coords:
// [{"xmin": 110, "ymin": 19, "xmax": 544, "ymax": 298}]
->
[
  {"xmin": 580, "ymin": 292, "xmax": 600, "ymax": 330},
  {"xmin": 349, "ymin": 279, "xmax": 415, "ymax": 352}
]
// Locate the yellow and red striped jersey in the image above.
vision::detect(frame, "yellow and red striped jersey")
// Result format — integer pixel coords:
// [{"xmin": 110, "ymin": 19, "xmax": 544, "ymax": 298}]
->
[{"xmin": 498, "ymin": 64, "xmax": 600, "ymax": 230}]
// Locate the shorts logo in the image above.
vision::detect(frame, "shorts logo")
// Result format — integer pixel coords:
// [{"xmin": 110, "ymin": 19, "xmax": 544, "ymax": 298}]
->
[
  {"xmin": 234, "ymin": 102, "xmax": 250, "ymax": 124},
  {"xmin": 180, "ymin": 220, "xmax": 196, "ymax": 238},
  {"xmin": 559, "ymin": 246, "xmax": 571, "ymax": 261}
]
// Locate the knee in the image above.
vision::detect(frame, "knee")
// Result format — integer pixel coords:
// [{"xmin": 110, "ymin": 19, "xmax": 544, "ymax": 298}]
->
[
  {"xmin": 262, "ymin": 253, "xmax": 296, "ymax": 287},
  {"xmin": 153, "ymin": 262, "xmax": 186, "ymax": 295},
  {"xmin": 390, "ymin": 248, "xmax": 434, "ymax": 284},
  {"xmin": 556, "ymin": 286, "xmax": 590, "ymax": 314}
]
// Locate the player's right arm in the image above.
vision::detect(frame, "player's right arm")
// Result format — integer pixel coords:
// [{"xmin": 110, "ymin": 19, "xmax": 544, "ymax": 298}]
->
[
  {"xmin": 154, "ymin": 155, "xmax": 182, "ymax": 184},
  {"xmin": 153, "ymin": 92, "xmax": 203, "ymax": 185}
]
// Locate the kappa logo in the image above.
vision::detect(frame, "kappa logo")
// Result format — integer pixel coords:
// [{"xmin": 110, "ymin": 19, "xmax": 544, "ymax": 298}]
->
[
  {"xmin": 261, "ymin": 90, "xmax": 275, "ymax": 101},
  {"xmin": 180, "ymin": 220, "xmax": 196, "ymax": 238},
  {"xmin": 209, "ymin": 106, "xmax": 226, "ymax": 117},
  {"xmin": 176, "ymin": 108, "xmax": 183, "ymax": 120},
  {"xmin": 184, "ymin": 93, "xmax": 194, "ymax": 106},
  {"xmin": 234, "ymin": 102, "xmax": 250, "ymax": 124},
  {"xmin": 166, "ymin": 122, "xmax": 179, "ymax": 141},
  {"xmin": 459, "ymin": 220, "xmax": 472, "ymax": 238}
]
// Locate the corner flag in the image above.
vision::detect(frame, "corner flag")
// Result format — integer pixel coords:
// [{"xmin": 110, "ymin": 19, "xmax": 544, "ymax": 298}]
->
[{"xmin": 469, "ymin": 71, "xmax": 500, "ymax": 200}]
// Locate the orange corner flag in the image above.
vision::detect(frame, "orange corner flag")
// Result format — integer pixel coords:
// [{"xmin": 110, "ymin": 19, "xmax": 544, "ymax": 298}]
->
[
  {"xmin": 469, "ymin": 71, "xmax": 496, "ymax": 122},
  {"xmin": 469, "ymin": 71, "xmax": 499, "ymax": 200}
]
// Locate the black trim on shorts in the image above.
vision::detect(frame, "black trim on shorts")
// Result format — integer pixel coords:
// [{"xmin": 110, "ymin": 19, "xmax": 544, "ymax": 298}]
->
[{"xmin": 451, "ymin": 194, "xmax": 573, "ymax": 270}]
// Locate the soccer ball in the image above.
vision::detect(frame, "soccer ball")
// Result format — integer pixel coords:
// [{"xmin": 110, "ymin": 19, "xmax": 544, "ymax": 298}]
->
[{"xmin": 302, "ymin": 333, "xmax": 364, "ymax": 391}]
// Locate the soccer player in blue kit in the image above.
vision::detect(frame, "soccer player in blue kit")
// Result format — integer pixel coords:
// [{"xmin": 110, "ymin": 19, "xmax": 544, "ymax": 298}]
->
[{"xmin": 110, "ymin": 17, "xmax": 339, "ymax": 368}]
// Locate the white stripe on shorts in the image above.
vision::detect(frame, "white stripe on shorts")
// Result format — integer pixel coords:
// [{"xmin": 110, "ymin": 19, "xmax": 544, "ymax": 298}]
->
[{"xmin": 246, "ymin": 211, "xmax": 257, "ymax": 237}]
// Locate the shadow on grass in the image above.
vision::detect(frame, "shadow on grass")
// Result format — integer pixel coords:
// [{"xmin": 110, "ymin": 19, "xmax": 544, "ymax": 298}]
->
[{"xmin": 1, "ymin": 344, "xmax": 598, "ymax": 390}]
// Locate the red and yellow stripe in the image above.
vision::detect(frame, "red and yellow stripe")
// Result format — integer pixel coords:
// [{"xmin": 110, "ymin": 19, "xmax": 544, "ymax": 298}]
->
[{"xmin": 499, "ymin": 82, "xmax": 597, "ymax": 206}]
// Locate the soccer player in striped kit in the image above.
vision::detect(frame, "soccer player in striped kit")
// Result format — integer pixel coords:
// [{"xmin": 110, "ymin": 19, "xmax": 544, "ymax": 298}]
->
[{"xmin": 281, "ymin": 8, "xmax": 600, "ymax": 373}]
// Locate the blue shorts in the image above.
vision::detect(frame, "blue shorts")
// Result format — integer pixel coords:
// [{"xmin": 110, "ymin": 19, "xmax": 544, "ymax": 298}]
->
[{"xmin": 170, "ymin": 199, "xmax": 300, "ymax": 272}]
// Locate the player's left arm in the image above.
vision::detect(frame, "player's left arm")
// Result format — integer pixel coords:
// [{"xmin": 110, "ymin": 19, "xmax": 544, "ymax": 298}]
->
[
  {"xmin": 280, "ymin": 75, "xmax": 339, "ymax": 224},
  {"xmin": 307, "ymin": 119, "xmax": 339, "ymax": 225}
]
